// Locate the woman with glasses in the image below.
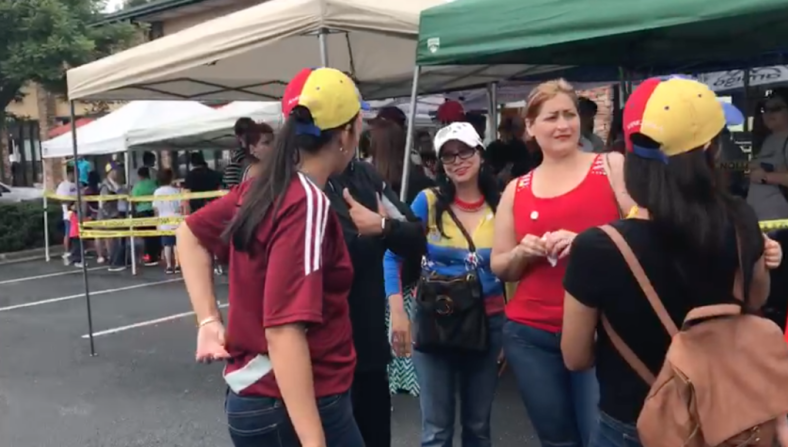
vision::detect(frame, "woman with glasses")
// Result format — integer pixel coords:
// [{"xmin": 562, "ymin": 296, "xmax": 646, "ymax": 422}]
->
[
  {"xmin": 383, "ymin": 122, "xmax": 504, "ymax": 447},
  {"xmin": 748, "ymin": 89, "xmax": 788, "ymax": 220}
]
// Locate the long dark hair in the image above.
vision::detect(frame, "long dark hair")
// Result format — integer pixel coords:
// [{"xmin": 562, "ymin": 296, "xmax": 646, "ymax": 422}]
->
[
  {"xmin": 370, "ymin": 120, "xmax": 406, "ymax": 189},
  {"xmin": 223, "ymin": 106, "xmax": 357, "ymax": 251},
  {"xmin": 433, "ymin": 149, "xmax": 500, "ymax": 237},
  {"xmin": 625, "ymin": 134, "xmax": 762, "ymax": 299}
]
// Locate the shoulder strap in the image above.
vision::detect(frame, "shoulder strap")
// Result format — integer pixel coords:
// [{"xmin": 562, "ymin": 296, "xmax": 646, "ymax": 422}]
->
[
  {"xmin": 431, "ymin": 188, "xmax": 477, "ymax": 252},
  {"xmin": 598, "ymin": 224, "xmax": 678, "ymax": 386},
  {"xmin": 599, "ymin": 225, "xmax": 679, "ymax": 336},
  {"xmin": 445, "ymin": 205, "xmax": 477, "ymax": 252},
  {"xmin": 603, "ymin": 153, "xmax": 623, "ymax": 218}
]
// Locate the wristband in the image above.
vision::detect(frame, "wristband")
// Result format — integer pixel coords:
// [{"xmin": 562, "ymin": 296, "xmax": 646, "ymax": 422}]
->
[{"xmin": 197, "ymin": 316, "xmax": 222, "ymax": 328}]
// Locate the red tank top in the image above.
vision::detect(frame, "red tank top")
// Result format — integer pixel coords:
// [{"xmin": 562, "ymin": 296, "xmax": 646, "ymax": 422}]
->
[{"xmin": 507, "ymin": 154, "xmax": 620, "ymax": 332}]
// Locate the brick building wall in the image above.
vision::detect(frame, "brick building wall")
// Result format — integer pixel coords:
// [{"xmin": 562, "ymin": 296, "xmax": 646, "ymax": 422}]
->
[{"xmin": 577, "ymin": 85, "xmax": 614, "ymax": 142}]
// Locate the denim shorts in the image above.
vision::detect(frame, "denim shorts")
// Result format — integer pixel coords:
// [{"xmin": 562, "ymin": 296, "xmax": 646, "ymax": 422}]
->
[{"xmin": 224, "ymin": 389, "xmax": 365, "ymax": 447}]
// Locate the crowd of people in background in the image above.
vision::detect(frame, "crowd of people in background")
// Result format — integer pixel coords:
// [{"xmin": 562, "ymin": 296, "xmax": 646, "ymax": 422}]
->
[{"xmin": 52, "ymin": 67, "xmax": 788, "ymax": 447}]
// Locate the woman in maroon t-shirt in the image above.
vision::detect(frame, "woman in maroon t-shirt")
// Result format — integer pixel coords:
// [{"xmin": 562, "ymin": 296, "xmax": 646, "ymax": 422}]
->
[{"xmin": 177, "ymin": 68, "xmax": 377, "ymax": 447}]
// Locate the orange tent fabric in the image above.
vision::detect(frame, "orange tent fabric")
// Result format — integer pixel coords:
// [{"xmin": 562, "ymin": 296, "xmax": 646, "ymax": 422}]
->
[{"xmin": 47, "ymin": 118, "xmax": 94, "ymax": 138}]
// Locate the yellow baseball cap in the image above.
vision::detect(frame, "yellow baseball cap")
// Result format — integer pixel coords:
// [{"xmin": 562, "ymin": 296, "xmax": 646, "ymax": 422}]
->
[
  {"xmin": 623, "ymin": 75, "xmax": 744, "ymax": 162},
  {"xmin": 281, "ymin": 68, "xmax": 369, "ymax": 136}
]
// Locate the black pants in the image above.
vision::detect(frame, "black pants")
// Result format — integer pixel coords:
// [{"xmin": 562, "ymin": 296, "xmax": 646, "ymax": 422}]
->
[
  {"xmin": 135, "ymin": 210, "xmax": 160, "ymax": 263},
  {"xmin": 351, "ymin": 368, "xmax": 391, "ymax": 447}
]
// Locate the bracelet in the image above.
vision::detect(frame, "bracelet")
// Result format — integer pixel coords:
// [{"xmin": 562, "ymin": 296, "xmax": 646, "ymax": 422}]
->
[{"xmin": 197, "ymin": 316, "xmax": 222, "ymax": 328}]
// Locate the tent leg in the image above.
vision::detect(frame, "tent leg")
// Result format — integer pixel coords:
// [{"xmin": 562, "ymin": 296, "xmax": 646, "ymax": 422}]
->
[
  {"xmin": 318, "ymin": 29, "xmax": 328, "ymax": 67},
  {"xmin": 742, "ymin": 68, "xmax": 751, "ymax": 134},
  {"xmin": 487, "ymin": 83, "xmax": 498, "ymax": 144},
  {"xmin": 70, "ymin": 100, "xmax": 97, "ymax": 357},
  {"xmin": 42, "ymin": 154, "xmax": 50, "ymax": 262},
  {"xmin": 399, "ymin": 66, "xmax": 422, "ymax": 202},
  {"xmin": 125, "ymin": 152, "xmax": 137, "ymax": 276}
]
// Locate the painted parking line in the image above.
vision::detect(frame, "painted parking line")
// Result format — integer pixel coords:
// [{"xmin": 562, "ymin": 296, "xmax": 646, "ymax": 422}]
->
[
  {"xmin": 0, "ymin": 266, "xmax": 106, "ymax": 286},
  {"xmin": 0, "ymin": 278, "xmax": 183, "ymax": 312},
  {"xmin": 82, "ymin": 302, "xmax": 229, "ymax": 338}
]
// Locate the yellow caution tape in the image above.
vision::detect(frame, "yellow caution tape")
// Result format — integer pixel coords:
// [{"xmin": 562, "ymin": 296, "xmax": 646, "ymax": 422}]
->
[
  {"xmin": 81, "ymin": 216, "xmax": 184, "ymax": 229},
  {"xmin": 759, "ymin": 219, "xmax": 788, "ymax": 231},
  {"xmin": 79, "ymin": 229, "xmax": 177, "ymax": 239},
  {"xmin": 44, "ymin": 190, "xmax": 228, "ymax": 202},
  {"xmin": 128, "ymin": 190, "xmax": 228, "ymax": 202}
]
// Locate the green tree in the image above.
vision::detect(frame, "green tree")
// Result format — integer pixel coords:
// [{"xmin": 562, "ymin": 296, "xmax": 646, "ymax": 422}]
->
[{"xmin": 0, "ymin": 0, "xmax": 139, "ymax": 143}]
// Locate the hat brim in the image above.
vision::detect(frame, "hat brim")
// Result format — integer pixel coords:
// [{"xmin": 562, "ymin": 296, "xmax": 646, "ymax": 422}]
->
[
  {"xmin": 435, "ymin": 137, "xmax": 484, "ymax": 156},
  {"xmin": 721, "ymin": 101, "xmax": 744, "ymax": 126}
]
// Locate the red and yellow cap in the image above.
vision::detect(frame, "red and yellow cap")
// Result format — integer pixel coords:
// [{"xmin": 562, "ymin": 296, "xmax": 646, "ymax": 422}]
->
[
  {"xmin": 624, "ymin": 75, "xmax": 743, "ymax": 163},
  {"xmin": 282, "ymin": 68, "xmax": 369, "ymax": 136}
]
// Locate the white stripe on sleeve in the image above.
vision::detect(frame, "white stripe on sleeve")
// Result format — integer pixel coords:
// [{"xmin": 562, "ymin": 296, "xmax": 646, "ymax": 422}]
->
[{"xmin": 296, "ymin": 173, "xmax": 329, "ymax": 275}]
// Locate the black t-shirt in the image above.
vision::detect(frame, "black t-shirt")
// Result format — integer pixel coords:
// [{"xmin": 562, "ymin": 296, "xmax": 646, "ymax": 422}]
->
[
  {"xmin": 563, "ymin": 212, "xmax": 763, "ymax": 424},
  {"xmin": 184, "ymin": 165, "xmax": 223, "ymax": 211},
  {"xmin": 485, "ymin": 139, "xmax": 540, "ymax": 177}
]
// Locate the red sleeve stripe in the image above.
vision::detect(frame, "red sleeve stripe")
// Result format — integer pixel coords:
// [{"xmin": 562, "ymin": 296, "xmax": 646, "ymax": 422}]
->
[{"xmin": 297, "ymin": 173, "xmax": 329, "ymax": 276}]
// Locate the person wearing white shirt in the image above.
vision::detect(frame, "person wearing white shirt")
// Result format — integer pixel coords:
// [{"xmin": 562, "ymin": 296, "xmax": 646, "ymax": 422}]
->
[
  {"xmin": 55, "ymin": 166, "xmax": 78, "ymax": 260},
  {"xmin": 152, "ymin": 169, "xmax": 182, "ymax": 274}
]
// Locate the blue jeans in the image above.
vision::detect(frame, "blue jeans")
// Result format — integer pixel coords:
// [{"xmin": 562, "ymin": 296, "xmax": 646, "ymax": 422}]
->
[
  {"xmin": 411, "ymin": 314, "xmax": 504, "ymax": 447},
  {"xmin": 502, "ymin": 319, "xmax": 599, "ymax": 447},
  {"xmin": 224, "ymin": 390, "xmax": 364, "ymax": 447},
  {"xmin": 588, "ymin": 413, "xmax": 642, "ymax": 447}
]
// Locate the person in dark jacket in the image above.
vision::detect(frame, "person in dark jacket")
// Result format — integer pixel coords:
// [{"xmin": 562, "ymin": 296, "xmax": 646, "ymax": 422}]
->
[
  {"xmin": 325, "ymin": 159, "xmax": 426, "ymax": 447},
  {"xmin": 223, "ymin": 117, "xmax": 254, "ymax": 188}
]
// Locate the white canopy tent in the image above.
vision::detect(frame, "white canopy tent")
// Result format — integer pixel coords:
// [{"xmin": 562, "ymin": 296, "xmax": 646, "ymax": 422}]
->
[
  {"xmin": 129, "ymin": 99, "xmax": 439, "ymax": 150},
  {"xmin": 65, "ymin": 0, "xmax": 566, "ymax": 102},
  {"xmin": 126, "ymin": 101, "xmax": 285, "ymax": 150},
  {"xmin": 41, "ymin": 101, "xmax": 218, "ymax": 158}
]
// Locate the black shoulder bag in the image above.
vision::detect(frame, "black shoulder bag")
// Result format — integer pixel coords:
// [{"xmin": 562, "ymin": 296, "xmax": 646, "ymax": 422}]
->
[{"xmin": 412, "ymin": 206, "xmax": 489, "ymax": 353}]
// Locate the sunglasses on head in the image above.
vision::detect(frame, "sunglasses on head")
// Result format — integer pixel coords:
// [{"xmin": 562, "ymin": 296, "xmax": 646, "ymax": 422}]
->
[{"xmin": 763, "ymin": 104, "xmax": 787, "ymax": 114}]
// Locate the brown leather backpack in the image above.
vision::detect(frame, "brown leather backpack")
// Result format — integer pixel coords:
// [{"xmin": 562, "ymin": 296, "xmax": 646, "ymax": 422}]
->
[{"xmin": 599, "ymin": 225, "xmax": 788, "ymax": 447}]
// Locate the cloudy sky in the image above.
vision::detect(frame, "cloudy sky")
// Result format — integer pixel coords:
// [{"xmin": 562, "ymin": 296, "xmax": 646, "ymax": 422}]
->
[{"xmin": 105, "ymin": 0, "xmax": 125, "ymax": 12}]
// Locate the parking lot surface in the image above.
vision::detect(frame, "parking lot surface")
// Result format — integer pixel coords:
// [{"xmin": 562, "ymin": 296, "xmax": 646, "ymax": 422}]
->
[{"xmin": 0, "ymin": 258, "xmax": 538, "ymax": 446}]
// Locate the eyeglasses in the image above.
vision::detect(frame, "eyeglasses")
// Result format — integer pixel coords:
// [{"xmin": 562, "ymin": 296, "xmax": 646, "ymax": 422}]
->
[{"xmin": 439, "ymin": 147, "xmax": 477, "ymax": 164}]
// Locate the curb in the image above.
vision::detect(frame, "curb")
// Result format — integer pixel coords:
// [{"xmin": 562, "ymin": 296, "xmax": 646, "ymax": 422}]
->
[{"xmin": 0, "ymin": 246, "xmax": 63, "ymax": 265}]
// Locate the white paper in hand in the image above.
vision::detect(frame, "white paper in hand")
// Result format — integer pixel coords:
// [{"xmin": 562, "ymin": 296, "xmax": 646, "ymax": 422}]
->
[{"xmin": 542, "ymin": 232, "xmax": 558, "ymax": 267}]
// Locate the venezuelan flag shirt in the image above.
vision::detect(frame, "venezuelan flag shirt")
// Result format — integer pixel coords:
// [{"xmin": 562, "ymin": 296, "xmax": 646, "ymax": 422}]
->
[{"xmin": 383, "ymin": 189, "xmax": 505, "ymax": 316}]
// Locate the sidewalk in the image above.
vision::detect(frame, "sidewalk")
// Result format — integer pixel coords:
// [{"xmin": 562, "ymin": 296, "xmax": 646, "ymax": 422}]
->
[{"xmin": 0, "ymin": 246, "xmax": 62, "ymax": 265}]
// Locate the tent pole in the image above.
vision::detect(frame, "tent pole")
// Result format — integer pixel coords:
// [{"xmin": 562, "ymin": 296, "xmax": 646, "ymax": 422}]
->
[
  {"xmin": 488, "ymin": 82, "xmax": 498, "ymax": 144},
  {"xmin": 70, "ymin": 100, "xmax": 97, "ymax": 357},
  {"xmin": 42, "ymin": 143, "xmax": 50, "ymax": 262},
  {"xmin": 318, "ymin": 28, "xmax": 329, "ymax": 66},
  {"xmin": 743, "ymin": 68, "xmax": 751, "ymax": 134},
  {"xmin": 126, "ymin": 151, "xmax": 137, "ymax": 276},
  {"xmin": 399, "ymin": 65, "xmax": 421, "ymax": 202}
]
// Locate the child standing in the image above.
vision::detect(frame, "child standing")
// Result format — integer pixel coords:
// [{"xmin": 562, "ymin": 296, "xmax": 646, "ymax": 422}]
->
[{"xmin": 152, "ymin": 169, "xmax": 182, "ymax": 274}]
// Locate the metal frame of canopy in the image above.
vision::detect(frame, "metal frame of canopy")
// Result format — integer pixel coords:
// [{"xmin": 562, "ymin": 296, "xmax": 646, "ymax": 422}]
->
[{"xmin": 63, "ymin": 25, "xmax": 384, "ymax": 356}]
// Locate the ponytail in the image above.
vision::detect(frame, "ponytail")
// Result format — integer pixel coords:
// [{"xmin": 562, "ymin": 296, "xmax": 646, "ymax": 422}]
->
[{"xmin": 222, "ymin": 106, "xmax": 358, "ymax": 252}]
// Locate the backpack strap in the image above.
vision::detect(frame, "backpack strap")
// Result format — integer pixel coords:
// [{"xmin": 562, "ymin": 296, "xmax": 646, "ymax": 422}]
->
[
  {"xmin": 598, "ymin": 224, "xmax": 679, "ymax": 386},
  {"xmin": 599, "ymin": 225, "xmax": 679, "ymax": 336}
]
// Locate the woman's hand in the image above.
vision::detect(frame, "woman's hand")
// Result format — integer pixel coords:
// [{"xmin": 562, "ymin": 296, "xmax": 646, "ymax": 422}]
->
[
  {"xmin": 765, "ymin": 235, "xmax": 783, "ymax": 269},
  {"xmin": 544, "ymin": 230, "xmax": 578, "ymax": 259},
  {"xmin": 343, "ymin": 189, "xmax": 386, "ymax": 236},
  {"xmin": 389, "ymin": 294, "xmax": 411, "ymax": 357},
  {"xmin": 196, "ymin": 320, "xmax": 230, "ymax": 363},
  {"xmin": 514, "ymin": 234, "xmax": 547, "ymax": 259},
  {"xmin": 750, "ymin": 168, "xmax": 767, "ymax": 184}
]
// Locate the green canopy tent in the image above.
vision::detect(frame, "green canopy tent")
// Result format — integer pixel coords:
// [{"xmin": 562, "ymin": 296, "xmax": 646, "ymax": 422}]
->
[{"xmin": 416, "ymin": 0, "xmax": 788, "ymax": 70}]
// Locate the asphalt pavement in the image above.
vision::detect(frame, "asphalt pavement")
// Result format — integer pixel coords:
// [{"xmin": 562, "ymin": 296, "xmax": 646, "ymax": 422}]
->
[{"xmin": 0, "ymin": 257, "xmax": 539, "ymax": 447}]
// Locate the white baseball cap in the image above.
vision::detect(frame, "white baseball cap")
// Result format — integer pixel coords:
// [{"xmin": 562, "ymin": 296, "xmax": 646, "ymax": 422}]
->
[{"xmin": 433, "ymin": 122, "xmax": 484, "ymax": 155}]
